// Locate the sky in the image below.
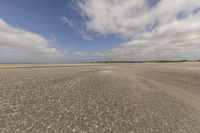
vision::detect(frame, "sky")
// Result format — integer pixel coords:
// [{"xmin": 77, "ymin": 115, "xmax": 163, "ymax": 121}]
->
[{"xmin": 0, "ymin": 0, "xmax": 200, "ymax": 63}]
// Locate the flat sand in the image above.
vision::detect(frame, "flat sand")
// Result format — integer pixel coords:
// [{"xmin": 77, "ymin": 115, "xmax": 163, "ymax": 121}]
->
[{"xmin": 1, "ymin": 62, "xmax": 200, "ymax": 132}]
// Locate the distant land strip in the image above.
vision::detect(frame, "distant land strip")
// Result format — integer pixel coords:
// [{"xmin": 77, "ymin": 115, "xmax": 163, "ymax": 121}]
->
[
  {"xmin": 0, "ymin": 64, "xmax": 104, "ymax": 69},
  {"xmin": 88, "ymin": 60, "xmax": 200, "ymax": 64}
]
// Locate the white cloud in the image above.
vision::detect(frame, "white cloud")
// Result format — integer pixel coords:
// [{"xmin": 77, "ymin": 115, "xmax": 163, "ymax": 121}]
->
[
  {"xmin": 78, "ymin": 0, "xmax": 200, "ymax": 60},
  {"xmin": 74, "ymin": 51, "xmax": 88, "ymax": 56},
  {"xmin": 62, "ymin": 17, "xmax": 74, "ymax": 27},
  {"xmin": 0, "ymin": 18, "xmax": 65, "ymax": 63},
  {"xmin": 79, "ymin": 0, "xmax": 147, "ymax": 38}
]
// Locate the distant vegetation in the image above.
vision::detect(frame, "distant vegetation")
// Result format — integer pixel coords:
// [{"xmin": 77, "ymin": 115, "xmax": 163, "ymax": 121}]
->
[{"xmin": 89, "ymin": 60, "xmax": 199, "ymax": 64}]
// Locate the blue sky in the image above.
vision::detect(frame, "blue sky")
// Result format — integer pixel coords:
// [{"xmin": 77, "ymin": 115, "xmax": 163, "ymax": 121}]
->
[
  {"xmin": 0, "ymin": 0, "xmax": 200, "ymax": 63},
  {"xmin": 0, "ymin": 0, "xmax": 123, "ymax": 51}
]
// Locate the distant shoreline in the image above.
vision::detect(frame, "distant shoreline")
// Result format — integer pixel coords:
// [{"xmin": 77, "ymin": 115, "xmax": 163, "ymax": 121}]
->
[
  {"xmin": 0, "ymin": 60, "xmax": 200, "ymax": 64},
  {"xmin": 86, "ymin": 60, "xmax": 200, "ymax": 64}
]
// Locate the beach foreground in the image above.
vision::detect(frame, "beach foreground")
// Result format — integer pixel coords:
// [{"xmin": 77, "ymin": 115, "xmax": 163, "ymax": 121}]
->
[{"xmin": 1, "ymin": 63, "xmax": 200, "ymax": 132}]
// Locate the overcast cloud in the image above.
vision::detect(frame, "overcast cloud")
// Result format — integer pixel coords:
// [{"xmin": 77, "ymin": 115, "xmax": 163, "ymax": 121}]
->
[
  {"xmin": 0, "ymin": 19, "xmax": 65, "ymax": 63},
  {"xmin": 78, "ymin": 0, "xmax": 200, "ymax": 61}
]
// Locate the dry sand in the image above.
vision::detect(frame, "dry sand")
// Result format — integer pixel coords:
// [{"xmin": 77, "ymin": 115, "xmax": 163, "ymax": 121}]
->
[{"xmin": 0, "ymin": 62, "xmax": 200, "ymax": 133}]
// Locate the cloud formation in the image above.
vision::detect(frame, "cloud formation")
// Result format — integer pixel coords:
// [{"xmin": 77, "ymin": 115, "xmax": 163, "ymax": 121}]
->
[
  {"xmin": 79, "ymin": 0, "xmax": 200, "ymax": 60},
  {"xmin": 62, "ymin": 17, "xmax": 74, "ymax": 27},
  {"xmin": 0, "ymin": 18, "xmax": 65, "ymax": 63}
]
